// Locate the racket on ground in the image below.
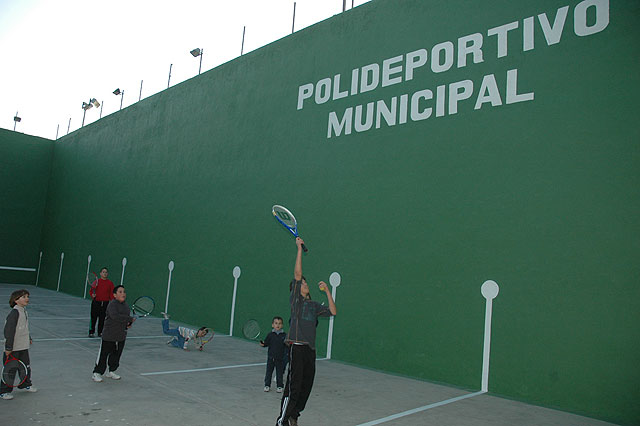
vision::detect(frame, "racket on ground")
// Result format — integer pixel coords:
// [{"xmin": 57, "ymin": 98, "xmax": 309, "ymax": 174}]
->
[
  {"xmin": 187, "ymin": 328, "xmax": 214, "ymax": 351},
  {"xmin": 131, "ymin": 296, "xmax": 155, "ymax": 318},
  {"xmin": 272, "ymin": 205, "xmax": 308, "ymax": 252},
  {"xmin": 242, "ymin": 319, "xmax": 261, "ymax": 341},
  {"xmin": 199, "ymin": 328, "xmax": 214, "ymax": 346},
  {"xmin": 2, "ymin": 352, "xmax": 28, "ymax": 388}
]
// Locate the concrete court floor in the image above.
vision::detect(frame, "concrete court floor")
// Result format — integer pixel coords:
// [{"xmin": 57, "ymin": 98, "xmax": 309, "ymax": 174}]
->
[{"xmin": 0, "ymin": 283, "xmax": 618, "ymax": 426}]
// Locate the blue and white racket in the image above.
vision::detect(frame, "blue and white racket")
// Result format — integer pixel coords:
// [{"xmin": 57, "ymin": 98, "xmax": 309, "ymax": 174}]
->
[{"xmin": 272, "ymin": 205, "xmax": 308, "ymax": 252}]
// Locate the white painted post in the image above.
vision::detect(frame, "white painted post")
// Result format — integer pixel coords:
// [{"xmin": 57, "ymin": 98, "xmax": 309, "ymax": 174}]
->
[
  {"xmin": 230, "ymin": 266, "xmax": 241, "ymax": 336},
  {"xmin": 35, "ymin": 251, "xmax": 43, "ymax": 286},
  {"xmin": 481, "ymin": 280, "xmax": 500, "ymax": 393},
  {"xmin": 165, "ymin": 261, "xmax": 175, "ymax": 313},
  {"xmin": 84, "ymin": 255, "xmax": 92, "ymax": 298},
  {"xmin": 56, "ymin": 252, "xmax": 64, "ymax": 292},
  {"xmin": 120, "ymin": 257, "xmax": 127, "ymax": 285},
  {"xmin": 326, "ymin": 272, "xmax": 341, "ymax": 359}
]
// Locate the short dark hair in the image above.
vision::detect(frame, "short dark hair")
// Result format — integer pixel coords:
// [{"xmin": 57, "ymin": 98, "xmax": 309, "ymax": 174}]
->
[
  {"xmin": 113, "ymin": 285, "xmax": 125, "ymax": 294},
  {"xmin": 198, "ymin": 327, "xmax": 208, "ymax": 333},
  {"xmin": 9, "ymin": 289, "xmax": 29, "ymax": 307},
  {"xmin": 101, "ymin": 267, "xmax": 109, "ymax": 272},
  {"xmin": 272, "ymin": 316, "xmax": 283, "ymax": 323}
]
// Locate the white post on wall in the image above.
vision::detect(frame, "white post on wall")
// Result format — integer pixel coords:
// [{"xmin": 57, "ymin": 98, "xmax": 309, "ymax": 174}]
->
[
  {"xmin": 56, "ymin": 252, "xmax": 64, "ymax": 291},
  {"xmin": 229, "ymin": 266, "xmax": 241, "ymax": 336},
  {"xmin": 481, "ymin": 280, "xmax": 500, "ymax": 393},
  {"xmin": 35, "ymin": 251, "xmax": 43, "ymax": 286},
  {"xmin": 83, "ymin": 255, "xmax": 92, "ymax": 299},
  {"xmin": 165, "ymin": 261, "xmax": 175, "ymax": 313},
  {"xmin": 326, "ymin": 272, "xmax": 341, "ymax": 360},
  {"xmin": 120, "ymin": 257, "xmax": 127, "ymax": 285}
]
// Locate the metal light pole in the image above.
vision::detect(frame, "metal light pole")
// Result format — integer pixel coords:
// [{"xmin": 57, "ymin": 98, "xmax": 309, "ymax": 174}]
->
[
  {"xmin": 113, "ymin": 88, "xmax": 124, "ymax": 110},
  {"xmin": 13, "ymin": 111, "xmax": 21, "ymax": 131},
  {"xmin": 292, "ymin": 2, "xmax": 296, "ymax": 33},
  {"xmin": 190, "ymin": 48, "xmax": 203, "ymax": 75},
  {"xmin": 241, "ymin": 26, "xmax": 246, "ymax": 55}
]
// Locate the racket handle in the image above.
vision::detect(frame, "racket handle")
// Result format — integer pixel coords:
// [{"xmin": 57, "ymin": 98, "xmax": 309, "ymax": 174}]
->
[{"xmin": 302, "ymin": 243, "xmax": 308, "ymax": 252}]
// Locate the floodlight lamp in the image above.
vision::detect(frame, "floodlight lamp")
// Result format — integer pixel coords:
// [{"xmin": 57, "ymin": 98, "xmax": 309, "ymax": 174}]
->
[
  {"xmin": 190, "ymin": 48, "xmax": 202, "ymax": 57},
  {"xmin": 113, "ymin": 88, "xmax": 122, "ymax": 95},
  {"xmin": 91, "ymin": 98, "xmax": 101, "ymax": 108},
  {"xmin": 13, "ymin": 115, "xmax": 21, "ymax": 122},
  {"xmin": 82, "ymin": 102, "xmax": 93, "ymax": 110}
]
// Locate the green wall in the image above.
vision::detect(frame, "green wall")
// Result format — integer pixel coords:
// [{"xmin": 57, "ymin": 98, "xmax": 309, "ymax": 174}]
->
[
  {"xmin": 33, "ymin": 0, "xmax": 639, "ymax": 424},
  {"xmin": 0, "ymin": 128, "xmax": 53, "ymax": 284}
]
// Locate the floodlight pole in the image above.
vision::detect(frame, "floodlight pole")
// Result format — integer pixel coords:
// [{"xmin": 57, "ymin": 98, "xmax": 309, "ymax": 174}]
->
[
  {"xmin": 56, "ymin": 124, "xmax": 59, "ymax": 140},
  {"xmin": 99, "ymin": 101, "xmax": 104, "ymax": 118},
  {"xmin": 67, "ymin": 118, "xmax": 71, "ymax": 135},
  {"xmin": 119, "ymin": 90, "xmax": 124, "ymax": 110},
  {"xmin": 343, "ymin": 0, "xmax": 346, "ymax": 12},
  {"xmin": 13, "ymin": 111, "xmax": 18, "ymax": 131},
  {"xmin": 139, "ymin": 80, "xmax": 143, "ymax": 101},
  {"xmin": 168, "ymin": 64, "xmax": 172, "ymax": 88},
  {"xmin": 241, "ymin": 26, "xmax": 246, "ymax": 55},
  {"xmin": 292, "ymin": 2, "xmax": 296, "ymax": 33},
  {"xmin": 198, "ymin": 51, "xmax": 203, "ymax": 75}
]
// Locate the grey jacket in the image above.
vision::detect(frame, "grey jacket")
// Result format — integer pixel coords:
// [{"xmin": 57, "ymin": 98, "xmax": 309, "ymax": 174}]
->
[
  {"xmin": 101, "ymin": 299, "xmax": 133, "ymax": 342},
  {"xmin": 4, "ymin": 306, "xmax": 30, "ymax": 351}
]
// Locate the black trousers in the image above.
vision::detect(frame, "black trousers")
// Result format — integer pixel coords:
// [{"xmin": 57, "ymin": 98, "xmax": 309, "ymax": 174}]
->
[
  {"xmin": 93, "ymin": 340, "xmax": 125, "ymax": 374},
  {"xmin": 265, "ymin": 355, "xmax": 286, "ymax": 388},
  {"xmin": 0, "ymin": 349, "xmax": 32, "ymax": 394},
  {"xmin": 276, "ymin": 344, "xmax": 315, "ymax": 425},
  {"xmin": 90, "ymin": 300, "xmax": 109, "ymax": 334}
]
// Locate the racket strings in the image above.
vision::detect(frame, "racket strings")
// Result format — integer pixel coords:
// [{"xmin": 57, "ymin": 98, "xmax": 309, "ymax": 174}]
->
[
  {"xmin": 243, "ymin": 320, "xmax": 260, "ymax": 339},
  {"xmin": 133, "ymin": 297, "xmax": 155, "ymax": 315},
  {"xmin": 2, "ymin": 360, "xmax": 27, "ymax": 387}
]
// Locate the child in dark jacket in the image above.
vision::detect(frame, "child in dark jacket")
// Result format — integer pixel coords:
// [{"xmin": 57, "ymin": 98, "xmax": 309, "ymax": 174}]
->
[{"xmin": 260, "ymin": 316, "xmax": 287, "ymax": 392}]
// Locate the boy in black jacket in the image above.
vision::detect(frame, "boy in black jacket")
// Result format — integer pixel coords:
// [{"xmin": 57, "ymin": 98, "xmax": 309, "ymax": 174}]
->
[{"xmin": 260, "ymin": 316, "xmax": 287, "ymax": 392}]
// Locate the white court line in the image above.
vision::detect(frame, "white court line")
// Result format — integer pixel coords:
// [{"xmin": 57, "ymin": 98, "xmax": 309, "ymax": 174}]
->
[
  {"xmin": 29, "ymin": 317, "xmax": 87, "ymax": 320},
  {"xmin": 0, "ymin": 266, "xmax": 36, "ymax": 271},
  {"xmin": 141, "ymin": 361, "xmax": 267, "ymax": 376},
  {"xmin": 33, "ymin": 335, "xmax": 170, "ymax": 342},
  {"xmin": 354, "ymin": 391, "xmax": 486, "ymax": 426},
  {"xmin": 142, "ymin": 354, "xmax": 323, "ymax": 376}
]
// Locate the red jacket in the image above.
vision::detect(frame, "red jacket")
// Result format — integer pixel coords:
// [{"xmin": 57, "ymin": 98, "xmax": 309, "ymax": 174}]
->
[{"xmin": 90, "ymin": 278, "xmax": 115, "ymax": 302}]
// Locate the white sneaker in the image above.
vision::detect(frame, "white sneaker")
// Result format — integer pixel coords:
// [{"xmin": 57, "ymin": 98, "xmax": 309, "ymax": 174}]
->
[
  {"xmin": 105, "ymin": 371, "xmax": 121, "ymax": 380},
  {"xmin": 92, "ymin": 373, "xmax": 103, "ymax": 382},
  {"xmin": 263, "ymin": 386, "xmax": 270, "ymax": 392},
  {"xmin": 23, "ymin": 386, "xmax": 38, "ymax": 393},
  {"xmin": 0, "ymin": 393, "xmax": 14, "ymax": 400},
  {"xmin": 276, "ymin": 387, "xmax": 283, "ymax": 393}
]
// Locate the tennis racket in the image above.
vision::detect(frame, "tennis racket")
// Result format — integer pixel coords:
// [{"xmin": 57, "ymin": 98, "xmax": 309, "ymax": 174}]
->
[
  {"xmin": 242, "ymin": 319, "xmax": 261, "ymax": 341},
  {"xmin": 272, "ymin": 205, "xmax": 308, "ymax": 252},
  {"xmin": 131, "ymin": 296, "xmax": 155, "ymax": 318},
  {"xmin": 187, "ymin": 328, "xmax": 214, "ymax": 351},
  {"xmin": 87, "ymin": 271, "xmax": 98, "ymax": 291},
  {"xmin": 2, "ymin": 352, "xmax": 28, "ymax": 388}
]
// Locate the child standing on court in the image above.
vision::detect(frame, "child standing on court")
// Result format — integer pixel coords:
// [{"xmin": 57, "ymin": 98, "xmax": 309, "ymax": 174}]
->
[
  {"xmin": 260, "ymin": 316, "xmax": 287, "ymax": 393},
  {"xmin": 92, "ymin": 285, "xmax": 134, "ymax": 382},
  {"xmin": 1, "ymin": 289, "xmax": 37, "ymax": 400},
  {"xmin": 160, "ymin": 312, "xmax": 210, "ymax": 351},
  {"xmin": 276, "ymin": 237, "xmax": 337, "ymax": 426},
  {"xmin": 89, "ymin": 267, "xmax": 114, "ymax": 337}
]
